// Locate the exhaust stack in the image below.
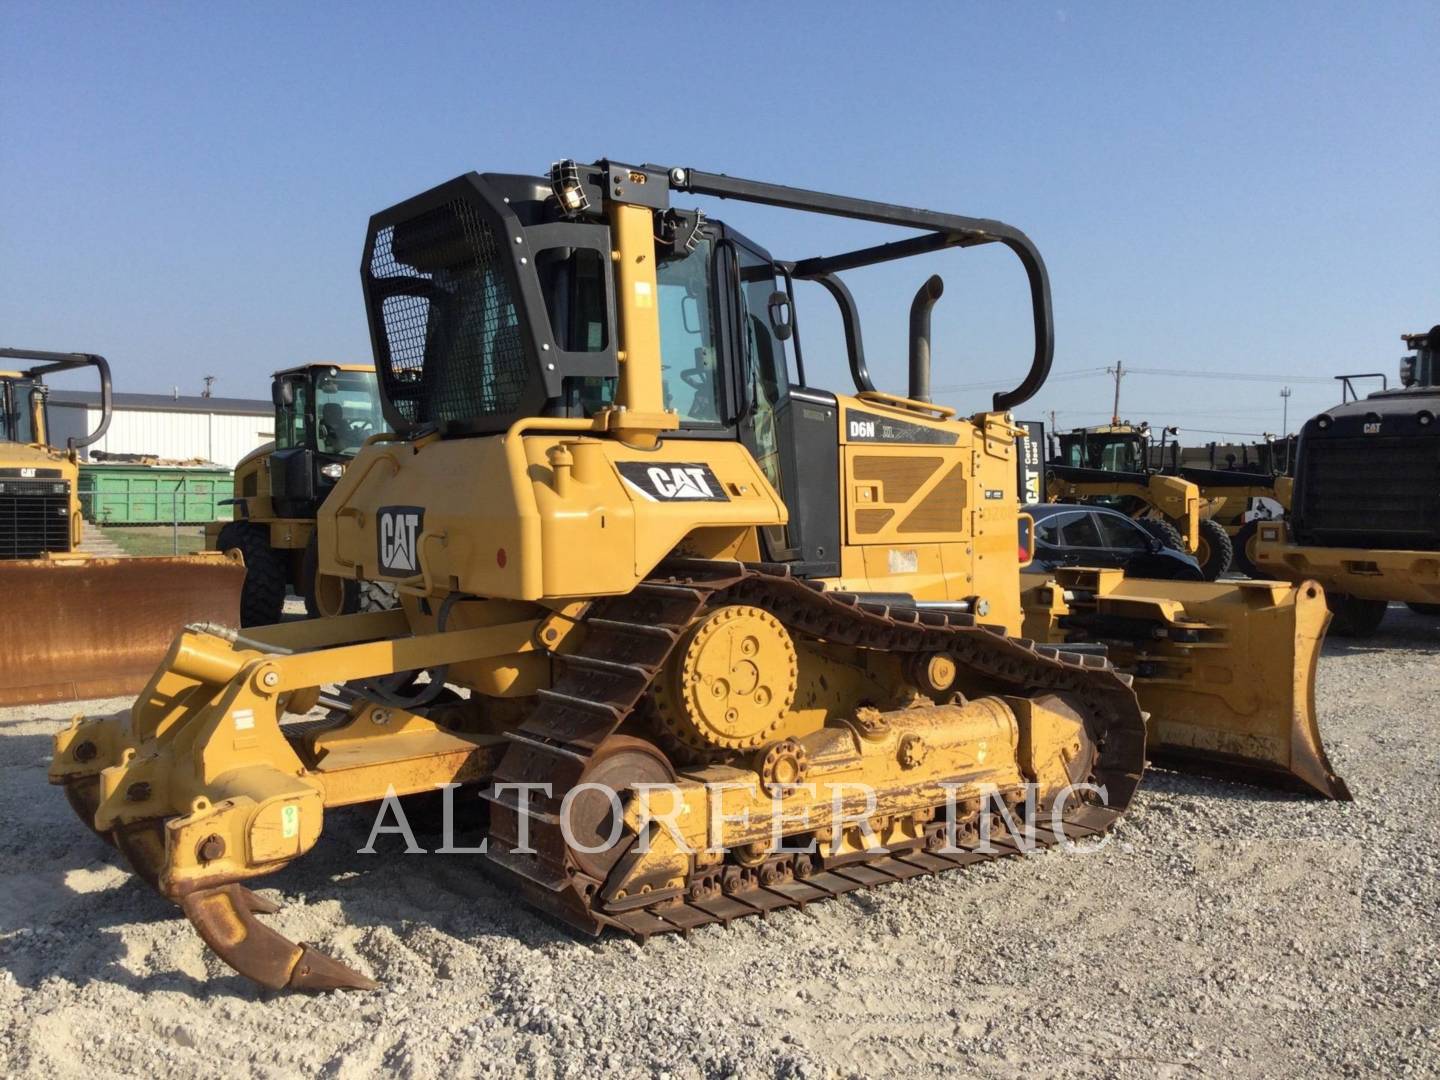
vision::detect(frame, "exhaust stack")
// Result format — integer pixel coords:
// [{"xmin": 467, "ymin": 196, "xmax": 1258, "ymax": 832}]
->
[{"xmin": 908, "ymin": 275, "xmax": 944, "ymax": 403}]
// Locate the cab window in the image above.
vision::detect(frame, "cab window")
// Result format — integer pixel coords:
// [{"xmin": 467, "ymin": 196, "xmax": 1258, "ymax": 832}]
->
[
  {"xmin": 736, "ymin": 245, "xmax": 790, "ymax": 494},
  {"xmin": 275, "ymin": 377, "xmax": 310, "ymax": 451},
  {"xmin": 657, "ymin": 237, "xmax": 722, "ymax": 425},
  {"xmin": 1099, "ymin": 439, "xmax": 1140, "ymax": 471},
  {"xmin": 315, "ymin": 369, "xmax": 382, "ymax": 456},
  {"xmin": 2, "ymin": 380, "xmax": 42, "ymax": 444}
]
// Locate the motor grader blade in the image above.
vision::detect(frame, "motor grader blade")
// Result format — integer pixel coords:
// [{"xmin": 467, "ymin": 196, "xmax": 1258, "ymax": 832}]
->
[
  {"xmin": 0, "ymin": 552, "xmax": 245, "ymax": 707},
  {"xmin": 1022, "ymin": 569, "xmax": 1349, "ymax": 800}
]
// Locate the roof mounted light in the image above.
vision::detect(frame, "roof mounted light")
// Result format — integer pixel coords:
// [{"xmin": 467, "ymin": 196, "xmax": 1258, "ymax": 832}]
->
[{"xmin": 549, "ymin": 159, "xmax": 589, "ymax": 216}]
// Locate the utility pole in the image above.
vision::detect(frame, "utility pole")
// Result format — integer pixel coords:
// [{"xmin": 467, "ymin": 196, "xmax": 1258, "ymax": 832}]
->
[
  {"xmin": 1106, "ymin": 361, "xmax": 1125, "ymax": 425},
  {"xmin": 1280, "ymin": 385, "xmax": 1291, "ymax": 435}
]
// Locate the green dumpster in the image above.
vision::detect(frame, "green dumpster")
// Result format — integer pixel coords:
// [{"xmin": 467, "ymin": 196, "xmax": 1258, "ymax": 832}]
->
[{"xmin": 79, "ymin": 464, "xmax": 234, "ymax": 525}]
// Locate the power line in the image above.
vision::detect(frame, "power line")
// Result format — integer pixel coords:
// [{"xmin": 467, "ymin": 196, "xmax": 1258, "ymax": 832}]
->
[
  {"xmin": 931, "ymin": 366, "xmax": 1108, "ymax": 393},
  {"xmin": 934, "ymin": 363, "xmax": 1335, "ymax": 395},
  {"xmin": 1123, "ymin": 367, "xmax": 1333, "ymax": 384}
]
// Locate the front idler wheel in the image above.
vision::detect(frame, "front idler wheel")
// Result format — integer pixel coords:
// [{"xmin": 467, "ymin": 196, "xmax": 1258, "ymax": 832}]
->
[{"xmin": 567, "ymin": 735, "xmax": 676, "ymax": 882}]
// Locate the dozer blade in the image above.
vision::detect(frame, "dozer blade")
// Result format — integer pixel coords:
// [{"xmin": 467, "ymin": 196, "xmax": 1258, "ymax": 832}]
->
[
  {"xmin": 1023, "ymin": 570, "xmax": 1349, "ymax": 800},
  {"xmin": 0, "ymin": 553, "xmax": 244, "ymax": 707}
]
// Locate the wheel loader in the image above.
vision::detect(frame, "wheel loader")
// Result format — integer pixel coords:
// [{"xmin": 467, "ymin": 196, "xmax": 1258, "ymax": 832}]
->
[
  {"xmin": 1252, "ymin": 325, "xmax": 1440, "ymax": 635},
  {"xmin": 0, "ymin": 348, "xmax": 242, "ymax": 706},
  {"xmin": 1046, "ymin": 423, "xmax": 1242, "ymax": 579},
  {"xmin": 50, "ymin": 160, "xmax": 1346, "ymax": 993},
  {"xmin": 204, "ymin": 362, "xmax": 395, "ymax": 625}
]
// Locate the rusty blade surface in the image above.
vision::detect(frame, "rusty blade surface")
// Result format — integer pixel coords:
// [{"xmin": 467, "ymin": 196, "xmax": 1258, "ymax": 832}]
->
[{"xmin": 0, "ymin": 554, "xmax": 244, "ymax": 707}]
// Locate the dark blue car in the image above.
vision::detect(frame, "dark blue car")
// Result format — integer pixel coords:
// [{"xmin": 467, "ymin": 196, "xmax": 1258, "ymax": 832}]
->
[{"xmin": 1024, "ymin": 503, "xmax": 1204, "ymax": 581}]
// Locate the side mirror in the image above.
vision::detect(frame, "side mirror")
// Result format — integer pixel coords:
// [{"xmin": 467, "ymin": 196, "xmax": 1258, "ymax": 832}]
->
[
  {"xmin": 766, "ymin": 290, "xmax": 794, "ymax": 341},
  {"xmin": 273, "ymin": 379, "xmax": 295, "ymax": 408}
]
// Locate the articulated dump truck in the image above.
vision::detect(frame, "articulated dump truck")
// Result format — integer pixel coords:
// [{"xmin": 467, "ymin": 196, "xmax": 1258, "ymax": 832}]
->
[
  {"xmin": 0, "ymin": 349, "xmax": 242, "ymax": 706},
  {"xmin": 50, "ymin": 161, "xmax": 1347, "ymax": 993}
]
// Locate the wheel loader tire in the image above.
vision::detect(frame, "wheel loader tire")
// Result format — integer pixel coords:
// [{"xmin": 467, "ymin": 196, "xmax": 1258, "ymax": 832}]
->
[
  {"xmin": 302, "ymin": 537, "xmax": 398, "ymax": 618},
  {"xmin": 1231, "ymin": 520, "xmax": 1262, "ymax": 579},
  {"xmin": 1406, "ymin": 602, "xmax": 1440, "ymax": 616},
  {"xmin": 216, "ymin": 521, "xmax": 287, "ymax": 628},
  {"xmin": 1138, "ymin": 518, "xmax": 1186, "ymax": 552},
  {"xmin": 1195, "ymin": 518, "xmax": 1234, "ymax": 581},
  {"xmin": 1326, "ymin": 594, "xmax": 1388, "ymax": 638}
]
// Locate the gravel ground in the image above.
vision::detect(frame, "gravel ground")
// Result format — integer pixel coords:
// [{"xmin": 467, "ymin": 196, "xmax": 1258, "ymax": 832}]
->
[{"xmin": 1, "ymin": 607, "xmax": 1436, "ymax": 1078}]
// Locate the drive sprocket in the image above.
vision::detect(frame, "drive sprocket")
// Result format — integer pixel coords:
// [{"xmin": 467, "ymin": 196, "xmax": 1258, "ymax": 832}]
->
[{"xmin": 650, "ymin": 604, "xmax": 799, "ymax": 752}]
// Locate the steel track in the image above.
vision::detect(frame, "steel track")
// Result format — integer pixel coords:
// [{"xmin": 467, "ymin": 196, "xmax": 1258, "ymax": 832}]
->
[{"xmin": 484, "ymin": 559, "xmax": 1148, "ymax": 938}]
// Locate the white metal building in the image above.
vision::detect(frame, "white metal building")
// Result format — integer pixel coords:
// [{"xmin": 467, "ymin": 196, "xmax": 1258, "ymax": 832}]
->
[{"xmin": 47, "ymin": 391, "xmax": 273, "ymax": 468}]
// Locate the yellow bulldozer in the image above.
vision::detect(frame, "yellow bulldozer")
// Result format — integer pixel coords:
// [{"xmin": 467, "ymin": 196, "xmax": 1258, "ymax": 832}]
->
[
  {"xmin": 50, "ymin": 161, "xmax": 1345, "ymax": 993},
  {"xmin": 0, "ymin": 348, "xmax": 242, "ymax": 706},
  {"xmin": 204, "ymin": 362, "xmax": 394, "ymax": 625}
]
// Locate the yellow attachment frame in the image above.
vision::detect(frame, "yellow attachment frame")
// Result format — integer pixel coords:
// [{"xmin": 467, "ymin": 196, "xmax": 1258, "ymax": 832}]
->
[{"xmin": 49, "ymin": 606, "xmax": 547, "ymax": 899}]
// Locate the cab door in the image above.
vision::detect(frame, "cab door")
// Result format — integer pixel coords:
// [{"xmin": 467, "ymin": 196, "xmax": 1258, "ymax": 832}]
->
[{"xmin": 723, "ymin": 234, "xmax": 841, "ymax": 573}]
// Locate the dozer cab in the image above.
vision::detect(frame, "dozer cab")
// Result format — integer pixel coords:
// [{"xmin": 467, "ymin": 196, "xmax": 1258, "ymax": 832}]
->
[
  {"xmin": 0, "ymin": 348, "xmax": 242, "ymax": 706},
  {"xmin": 1252, "ymin": 325, "xmax": 1440, "ymax": 635},
  {"xmin": 1046, "ymin": 422, "xmax": 1235, "ymax": 579},
  {"xmin": 51, "ymin": 161, "xmax": 1345, "ymax": 993},
  {"xmin": 205, "ymin": 362, "xmax": 394, "ymax": 625}
]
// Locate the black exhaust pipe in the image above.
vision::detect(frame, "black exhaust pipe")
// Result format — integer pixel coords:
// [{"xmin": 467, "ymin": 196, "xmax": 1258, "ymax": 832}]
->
[{"xmin": 908, "ymin": 275, "xmax": 944, "ymax": 403}]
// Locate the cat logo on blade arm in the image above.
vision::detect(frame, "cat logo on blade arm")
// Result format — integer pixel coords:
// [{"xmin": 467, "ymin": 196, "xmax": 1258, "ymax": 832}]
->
[
  {"xmin": 377, "ymin": 506, "xmax": 424, "ymax": 575},
  {"xmin": 616, "ymin": 461, "xmax": 730, "ymax": 502}
]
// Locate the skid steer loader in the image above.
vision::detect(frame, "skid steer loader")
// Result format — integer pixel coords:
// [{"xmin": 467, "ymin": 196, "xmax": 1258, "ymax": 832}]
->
[
  {"xmin": 50, "ymin": 161, "xmax": 1346, "ymax": 993},
  {"xmin": 204, "ymin": 363, "xmax": 395, "ymax": 624},
  {"xmin": 0, "ymin": 348, "xmax": 243, "ymax": 706}
]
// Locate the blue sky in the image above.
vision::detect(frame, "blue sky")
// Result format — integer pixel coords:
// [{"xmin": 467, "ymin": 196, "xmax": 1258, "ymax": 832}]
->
[{"xmin": 2, "ymin": 3, "xmax": 1436, "ymax": 442}]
